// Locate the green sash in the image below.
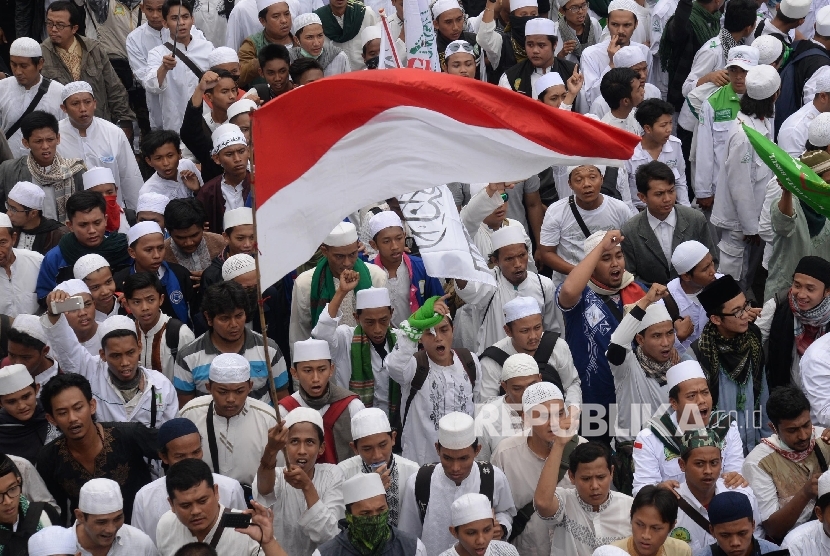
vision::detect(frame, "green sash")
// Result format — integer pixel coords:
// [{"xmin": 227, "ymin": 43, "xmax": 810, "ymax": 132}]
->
[
  {"xmin": 349, "ymin": 326, "xmax": 401, "ymax": 419},
  {"xmin": 315, "ymin": 1, "xmax": 366, "ymax": 43},
  {"xmin": 647, "ymin": 409, "xmax": 732, "ymax": 459},
  {"xmin": 309, "ymin": 257, "xmax": 373, "ymax": 327}
]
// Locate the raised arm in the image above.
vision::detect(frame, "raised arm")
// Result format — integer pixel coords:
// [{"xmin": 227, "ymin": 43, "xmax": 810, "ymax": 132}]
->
[{"xmin": 558, "ymin": 230, "xmax": 623, "ymax": 310}]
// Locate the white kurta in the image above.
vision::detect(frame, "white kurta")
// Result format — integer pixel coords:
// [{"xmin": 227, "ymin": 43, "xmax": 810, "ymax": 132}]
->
[
  {"xmin": 667, "ymin": 276, "xmax": 718, "ymax": 356},
  {"xmin": 138, "ymin": 160, "xmax": 204, "ymax": 201},
  {"xmin": 132, "ymin": 473, "xmax": 247, "ymax": 545},
  {"xmin": 782, "ymin": 518, "xmax": 830, "ymax": 555},
  {"xmin": 624, "ymin": 136, "xmax": 690, "ymax": 207},
  {"xmin": 799, "ymin": 333, "xmax": 830, "ymax": 427},
  {"xmin": 692, "ymin": 86, "xmax": 739, "ymax": 199},
  {"xmin": 0, "ymin": 76, "xmax": 65, "ymax": 158},
  {"xmin": 438, "ymin": 541, "xmax": 519, "ymax": 556},
  {"xmin": 71, "ymin": 522, "xmax": 158, "ymax": 556},
  {"xmin": 254, "ymin": 463, "xmax": 345, "ymax": 556},
  {"xmin": 590, "ymin": 82, "xmax": 662, "ymax": 120},
  {"xmin": 777, "ymin": 101, "xmax": 820, "ymax": 158},
  {"xmin": 327, "ymin": 7, "xmax": 379, "ymax": 71},
  {"xmin": 0, "ymin": 248, "xmax": 43, "ymax": 317},
  {"xmin": 126, "ymin": 24, "xmax": 170, "ymax": 131},
  {"xmin": 540, "ymin": 489, "xmax": 633, "ymax": 556},
  {"xmin": 398, "ymin": 462, "xmax": 516, "ymax": 556},
  {"xmin": 475, "ymin": 395, "xmax": 525, "ymax": 463},
  {"xmin": 179, "ymin": 396, "xmax": 278, "ymax": 484},
  {"xmin": 225, "ymin": 0, "xmax": 261, "ymax": 49},
  {"xmin": 193, "ymin": 0, "xmax": 229, "ymax": 46},
  {"xmin": 156, "ymin": 504, "xmax": 263, "ymax": 556},
  {"xmin": 580, "ymin": 39, "xmax": 652, "ymax": 108},
  {"xmin": 57, "ymin": 117, "xmax": 143, "ymax": 211},
  {"xmin": 136, "ymin": 312, "xmax": 196, "ymax": 383},
  {"xmin": 10, "ymin": 455, "xmax": 58, "ymax": 511},
  {"xmin": 682, "ymin": 34, "xmax": 725, "ymax": 99}
]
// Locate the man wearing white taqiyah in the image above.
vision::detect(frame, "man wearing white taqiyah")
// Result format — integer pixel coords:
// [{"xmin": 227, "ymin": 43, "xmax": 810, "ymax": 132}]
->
[
  {"xmin": 27, "ymin": 526, "xmax": 77, "ymax": 556},
  {"xmin": 438, "ymin": 493, "xmax": 519, "ymax": 556},
  {"xmin": 456, "ymin": 225, "xmax": 559, "ymax": 353},
  {"xmin": 71, "ymin": 478, "xmax": 157, "ymax": 555},
  {"xmin": 6, "ymin": 181, "xmax": 69, "ymax": 256},
  {"xmin": 778, "ymin": 69, "xmax": 830, "ymax": 158},
  {"xmin": 74, "ymin": 253, "xmax": 120, "ymax": 322},
  {"xmin": 8, "ymin": 316, "xmax": 59, "ymax": 392},
  {"xmin": 0, "ymin": 212, "xmax": 44, "ymax": 318},
  {"xmin": 337, "ymin": 408, "xmax": 420, "ymax": 527},
  {"xmin": 589, "ymin": 46, "xmax": 662, "ymax": 119},
  {"xmin": 81, "ymin": 166, "xmax": 130, "ymax": 232},
  {"xmin": 781, "ymin": 469, "xmax": 830, "ymax": 555},
  {"xmin": 49, "ymin": 279, "xmax": 104, "ymax": 357}
]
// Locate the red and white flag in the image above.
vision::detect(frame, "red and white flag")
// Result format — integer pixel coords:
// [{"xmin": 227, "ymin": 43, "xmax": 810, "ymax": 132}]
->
[{"xmin": 251, "ymin": 69, "xmax": 640, "ymax": 288}]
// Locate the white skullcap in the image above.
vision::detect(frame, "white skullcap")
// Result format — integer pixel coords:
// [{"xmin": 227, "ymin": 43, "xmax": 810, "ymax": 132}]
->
[
  {"xmin": 503, "ymin": 296, "xmax": 541, "ymax": 323},
  {"xmin": 127, "ymin": 221, "xmax": 164, "ymax": 246},
  {"xmin": 613, "ymin": 45, "xmax": 646, "ymax": 69},
  {"xmin": 445, "ymin": 39, "xmax": 475, "ymax": 60},
  {"xmin": 99, "ymin": 315, "xmax": 136, "ymax": 339},
  {"xmin": 490, "ymin": 225, "xmax": 526, "ymax": 251},
  {"xmin": 607, "ymin": 0, "xmax": 638, "ymax": 14},
  {"xmin": 817, "ymin": 5, "xmax": 830, "ymax": 36},
  {"xmin": 27, "ymin": 526, "xmax": 77, "ymax": 556},
  {"xmin": 583, "ymin": 229, "xmax": 607, "ymax": 254},
  {"xmin": 532, "ymin": 71, "xmax": 564, "ymax": 100},
  {"xmin": 60, "ymin": 80, "xmax": 93, "ymax": 103},
  {"xmin": 525, "ymin": 17, "xmax": 556, "ymax": 36},
  {"xmin": 136, "ymin": 192, "xmax": 170, "ymax": 215},
  {"xmin": 637, "ymin": 303, "xmax": 672, "ymax": 334},
  {"xmin": 211, "ymin": 123, "xmax": 247, "ymax": 156},
  {"xmin": 815, "ymin": 70, "xmax": 830, "ymax": 96},
  {"xmin": 592, "ymin": 547, "xmax": 630, "ymax": 556},
  {"xmin": 293, "ymin": 12, "xmax": 322, "ymax": 33},
  {"xmin": 510, "ymin": 0, "xmax": 537, "ymax": 11},
  {"xmin": 438, "ymin": 412, "xmax": 476, "ymax": 449},
  {"xmin": 361, "ymin": 25, "xmax": 381, "ymax": 47},
  {"xmin": 451, "ymin": 493, "xmax": 493, "ymax": 526},
  {"xmin": 567, "ymin": 163, "xmax": 604, "ymax": 177},
  {"xmin": 8, "ymin": 181, "xmax": 44, "ymax": 211},
  {"xmin": 356, "ymin": 287, "xmax": 391, "ymax": 310},
  {"xmin": 779, "ymin": 0, "xmax": 810, "ymax": 19},
  {"xmin": 324, "ymin": 221, "xmax": 358, "ymax": 247},
  {"xmin": 257, "ymin": 0, "xmax": 280, "ymax": 11},
  {"xmin": 666, "ymin": 360, "xmax": 706, "ymax": 391},
  {"xmin": 0, "ymin": 213, "xmax": 10, "ymax": 229},
  {"xmin": 725, "ymin": 45, "xmax": 759, "ymax": 71},
  {"xmin": 74, "ymin": 253, "xmax": 110, "ymax": 280},
  {"xmin": 227, "ymin": 98, "xmax": 257, "ymax": 122},
  {"xmin": 351, "ymin": 407, "xmax": 392, "ymax": 439},
  {"xmin": 0, "ymin": 365, "xmax": 35, "ymax": 396},
  {"xmin": 367, "ymin": 211, "xmax": 403, "ymax": 239},
  {"xmin": 78, "ymin": 478, "xmax": 123, "ymax": 514},
  {"xmin": 11, "ymin": 315, "xmax": 48, "ymax": 346},
  {"xmin": 810, "ymin": 113, "xmax": 830, "ymax": 147},
  {"xmin": 522, "ymin": 381, "xmax": 564, "ymax": 415},
  {"xmin": 10, "ymin": 37, "xmax": 42, "ymax": 58},
  {"xmin": 819, "ymin": 470, "xmax": 830, "ymax": 497},
  {"xmin": 82, "ymin": 166, "xmax": 115, "ymax": 190},
  {"xmin": 671, "ymin": 240, "xmax": 709, "ymax": 275},
  {"xmin": 752, "ymin": 35, "xmax": 783, "ymax": 65},
  {"xmin": 222, "ymin": 253, "xmax": 256, "ymax": 281},
  {"xmin": 343, "ymin": 473, "xmax": 387, "ymax": 505},
  {"xmin": 501, "ymin": 353, "xmax": 540, "ymax": 382},
  {"xmin": 209, "ymin": 46, "xmax": 239, "ymax": 68},
  {"xmin": 223, "ymin": 207, "xmax": 253, "ymax": 230},
  {"xmin": 54, "ymin": 278, "xmax": 90, "ymax": 297},
  {"xmin": 209, "ymin": 352, "xmax": 251, "ymax": 383},
  {"xmin": 293, "ymin": 338, "xmax": 332, "ymax": 363},
  {"xmin": 433, "ymin": 0, "xmax": 462, "ymax": 18},
  {"xmin": 284, "ymin": 406, "xmax": 324, "ymax": 430},
  {"xmin": 745, "ymin": 64, "xmax": 781, "ymax": 101}
]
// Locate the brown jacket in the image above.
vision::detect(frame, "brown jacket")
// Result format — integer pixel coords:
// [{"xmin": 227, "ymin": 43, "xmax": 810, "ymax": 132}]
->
[
  {"xmin": 164, "ymin": 232, "xmax": 227, "ymax": 266},
  {"xmin": 40, "ymin": 35, "xmax": 135, "ymax": 125}
]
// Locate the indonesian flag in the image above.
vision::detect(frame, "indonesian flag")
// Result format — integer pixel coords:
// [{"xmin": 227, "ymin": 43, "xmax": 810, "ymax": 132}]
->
[{"xmin": 251, "ymin": 69, "xmax": 640, "ymax": 288}]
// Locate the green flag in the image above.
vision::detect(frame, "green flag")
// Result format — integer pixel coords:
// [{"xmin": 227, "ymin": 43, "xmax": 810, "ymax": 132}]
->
[{"xmin": 742, "ymin": 123, "xmax": 830, "ymax": 218}]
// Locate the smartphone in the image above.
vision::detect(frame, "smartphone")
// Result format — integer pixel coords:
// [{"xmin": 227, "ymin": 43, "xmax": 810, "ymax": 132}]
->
[
  {"xmin": 51, "ymin": 296, "xmax": 84, "ymax": 314},
  {"xmin": 369, "ymin": 461, "xmax": 386, "ymax": 472},
  {"xmin": 221, "ymin": 512, "xmax": 252, "ymax": 529}
]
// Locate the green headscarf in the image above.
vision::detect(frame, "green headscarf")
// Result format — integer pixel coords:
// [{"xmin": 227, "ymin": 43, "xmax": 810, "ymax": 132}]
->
[{"xmin": 346, "ymin": 510, "xmax": 391, "ymax": 555}]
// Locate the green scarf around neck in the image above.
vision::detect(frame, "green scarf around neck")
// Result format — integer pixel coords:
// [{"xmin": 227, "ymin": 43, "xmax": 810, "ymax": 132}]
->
[
  {"xmin": 310, "ymin": 257, "xmax": 373, "ymax": 327},
  {"xmin": 350, "ymin": 325, "xmax": 400, "ymax": 415},
  {"xmin": 315, "ymin": 1, "xmax": 366, "ymax": 43},
  {"xmin": 58, "ymin": 232, "xmax": 130, "ymax": 267},
  {"xmin": 689, "ymin": 2, "xmax": 721, "ymax": 49},
  {"xmin": 346, "ymin": 510, "xmax": 391, "ymax": 555}
]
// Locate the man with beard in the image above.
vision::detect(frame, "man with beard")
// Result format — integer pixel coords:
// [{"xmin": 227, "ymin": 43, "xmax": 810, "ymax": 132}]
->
[
  {"xmin": 433, "ymin": 0, "xmax": 483, "ymax": 79},
  {"xmin": 202, "ymin": 208, "xmax": 254, "ymax": 291}
]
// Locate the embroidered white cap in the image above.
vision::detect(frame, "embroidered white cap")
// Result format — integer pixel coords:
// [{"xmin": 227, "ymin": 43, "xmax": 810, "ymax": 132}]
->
[
  {"xmin": 209, "ymin": 46, "xmax": 239, "ymax": 67},
  {"xmin": 810, "ymin": 112, "xmax": 830, "ymax": 147},
  {"xmin": 99, "ymin": 315, "xmax": 137, "ymax": 339},
  {"xmin": 293, "ymin": 12, "xmax": 322, "ymax": 34},
  {"xmin": 671, "ymin": 240, "xmax": 709, "ymax": 275},
  {"xmin": 607, "ymin": 0, "xmax": 639, "ymax": 15},
  {"xmin": 817, "ymin": 5, "xmax": 830, "ymax": 36},
  {"xmin": 127, "ymin": 221, "xmax": 164, "ymax": 246},
  {"xmin": 451, "ymin": 493, "xmax": 493, "ymax": 526},
  {"xmin": 361, "ymin": 25, "xmax": 382, "ymax": 47},
  {"xmin": 222, "ymin": 253, "xmax": 257, "ymax": 281},
  {"xmin": 82, "ymin": 166, "xmax": 116, "ymax": 190},
  {"xmin": 666, "ymin": 360, "xmax": 706, "ymax": 391},
  {"xmin": 490, "ymin": 225, "xmax": 526, "ymax": 251},
  {"xmin": 351, "ymin": 407, "xmax": 392, "ymax": 439},
  {"xmin": 0, "ymin": 213, "xmax": 10, "ymax": 229},
  {"xmin": 293, "ymin": 338, "xmax": 332, "ymax": 363},
  {"xmin": 60, "ymin": 80, "xmax": 94, "ymax": 103},
  {"xmin": 9, "ymin": 37, "xmax": 42, "ymax": 58},
  {"xmin": 532, "ymin": 71, "xmax": 564, "ymax": 99},
  {"xmin": 79, "ymin": 478, "xmax": 123, "ymax": 514},
  {"xmin": 343, "ymin": 473, "xmax": 387, "ymax": 505},
  {"xmin": 256, "ymin": 0, "xmax": 280, "ymax": 12},
  {"xmin": 11, "ymin": 314, "xmax": 48, "ymax": 346},
  {"xmin": 778, "ymin": 0, "xmax": 810, "ymax": 19},
  {"xmin": 752, "ymin": 35, "xmax": 783, "ymax": 66},
  {"xmin": 0, "ymin": 364, "xmax": 35, "ymax": 396},
  {"xmin": 816, "ymin": 69, "xmax": 830, "ymax": 95},
  {"xmin": 284, "ymin": 406, "xmax": 324, "ymax": 430},
  {"xmin": 510, "ymin": 0, "xmax": 537, "ymax": 11},
  {"xmin": 637, "ymin": 302, "xmax": 672, "ymax": 334},
  {"xmin": 367, "ymin": 211, "xmax": 403, "ymax": 239},
  {"xmin": 438, "ymin": 412, "xmax": 476, "ymax": 449},
  {"xmin": 356, "ymin": 287, "xmax": 391, "ymax": 310},
  {"xmin": 613, "ymin": 45, "xmax": 646, "ymax": 69},
  {"xmin": 54, "ymin": 278, "xmax": 91, "ymax": 297},
  {"xmin": 525, "ymin": 17, "xmax": 556, "ymax": 36},
  {"xmin": 136, "ymin": 192, "xmax": 170, "ymax": 215},
  {"xmin": 725, "ymin": 45, "xmax": 759, "ymax": 71},
  {"xmin": 209, "ymin": 352, "xmax": 251, "ymax": 383},
  {"xmin": 8, "ymin": 181, "xmax": 44, "ymax": 211},
  {"xmin": 745, "ymin": 64, "xmax": 781, "ymax": 101},
  {"xmin": 583, "ymin": 229, "xmax": 608, "ymax": 254},
  {"xmin": 27, "ymin": 526, "xmax": 78, "ymax": 556},
  {"xmin": 503, "ymin": 296, "xmax": 541, "ymax": 324},
  {"xmin": 522, "ymin": 381, "xmax": 564, "ymax": 415},
  {"xmin": 433, "ymin": 0, "xmax": 462, "ymax": 18},
  {"xmin": 228, "ymin": 99, "xmax": 258, "ymax": 123},
  {"xmin": 324, "ymin": 221, "xmax": 358, "ymax": 247},
  {"xmin": 445, "ymin": 39, "xmax": 475, "ymax": 61},
  {"xmin": 501, "ymin": 353, "xmax": 540, "ymax": 382},
  {"xmin": 211, "ymin": 123, "xmax": 247, "ymax": 156},
  {"xmin": 819, "ymin": 469, "xmax": 830, "ymax": 497},
  {"xmin": 223, "ymin": 207, "xmax": 253, "ymax": 230},
  {"xmin": 74, "ymin": 253, "xmax": 110, "ymax": 280}
]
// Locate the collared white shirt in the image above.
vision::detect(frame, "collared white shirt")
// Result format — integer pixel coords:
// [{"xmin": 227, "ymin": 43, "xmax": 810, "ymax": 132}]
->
[
  {"xmin": 626, "ymin": 137, "xmax": 690, "ymax": 207},
  {"xmin": 225, "ymin": 0, "xmax": 260, "ymax": 49},
  {"xmin": 157, "ymin": 504, "xmax": 262, "ymax": 556},
  {"xmin": 778, "ymin": 101, "xmax": 820, "ymax": 158},
  {"xmin": 94, "ymin": 300, "xmax": 121, "ymax": 323},
  {"xmin": 127, "ymin": 24, "xmax": 170, "ymax": 131},
  {"xmin": 601, "ymin": 110, "xmax": 643, "ymax": 136},
  {"xmin": 139, "ymin": 159, "xmax": 203, "ymax": 200},
  {"xmin": 33, "ymin": 359, "xmax": 59, "ymax": 395},
  {"xmin": 782, "ymin": 518, "xmax": 830, "ymax": 555},
  {"xmin": 646, "ymin": 206, "xmax": 678, "ymax": 264},
  {"xmin": 667, "ymin": 274, "xmax": 724, "ymax": 355},
  {"xmin": 438, "ymin": 541, "xmax": 519, "ymax": 556},
  {"xmin": 540, "ymin": 489, "xmax": 633, "ymax": 556},
  {"xmin": 0, "ymin": 75, "xmax": 65, "ymax": 158},
  {"xmin": 136, "ymin": 312, "xmax": 196, "ymax": 383},
  {"xmin": 0, "ymin": 248, "xmax": 43, "ymax": 317},
  {"xmin": 590, "ymin": 83, "xmax": 663, "ymax": 120},
  {"xmin": 799, "ymin": 334, "xmax": 830, "ymax": 427},
  {"xmin": 220, "ymin": 178, "xmax": 245, "ymax": 210},
  {"xmin": 580, "ymin": 39, "xmax": 652, "ymax": 107},
  {"xmin": 72, "ymin": 522, "xmax": 158, "ymax": 556}
]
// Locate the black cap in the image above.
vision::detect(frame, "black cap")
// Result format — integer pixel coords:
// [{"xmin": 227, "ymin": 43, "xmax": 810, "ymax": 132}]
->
[{"xmin": 698, "ymin": 275, "xmax": 743, "ymax": 316}]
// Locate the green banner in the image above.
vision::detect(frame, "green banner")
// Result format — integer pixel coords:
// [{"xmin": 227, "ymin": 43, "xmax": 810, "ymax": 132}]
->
[{"xmin": 742, "ymin": 123, "xmax": 830, "ymax": 218}]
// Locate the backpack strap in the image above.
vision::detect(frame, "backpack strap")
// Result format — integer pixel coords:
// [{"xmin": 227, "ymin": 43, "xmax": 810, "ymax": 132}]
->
[
  {"xmin": 163, "ymin": 42, "xmax": 205, "ymax": 80},
  {"xmin": 318, "ymin": 395, "xmax": 357, "ymax": 464},
  {"xmin": 18, "ymin": 501, "xmax": 48, "ymax": 537},
  {"xmin": 676, "ymin": 496, "xmax": 711, "ymax": 532},
  {"xmin": 480, "ymin": 292, "xmax": 497, "ymax": 327},
  {"xmin": 209, "ymin": 509, "xmax": 231, "ymax": 549},
  {"xmin": 534, "ymin": 332, "xmax": 565, "ymax": 394},
  {"xmin": 816, "ymin": 443, "xmax": 828, "ymax": 473},
  {"xmin": 165, "ymin": 318, "xmax": 184, "ymax": 363},
  {"xmin": 415, "ymin": 464, "xmax": 436, "ymax": 524},
  {"xmin": 568, "ymin": 196, "xmax": 591, "ymax": 238},
  {"xmin": 600, "ymin": 167, "xmax": 622, "ymax": 200},
  {"xmin": 206, "ymin": 401, "xmax": 221, "ymax": 474},
  {"xmin": 0, "ymin": 314, "xmax": 11, "ymax": 360},
  {"xmin": 477, "ymin": 461, "xmax": 495, "ymax": 503},
  {"xmin": 479, "ymin": 346, "xmax": 510, "ymax": 367},
  {"xmin": 5, "ymin": 77, "xmax": 51, "ymax": 140},
  {"xmin": 401, "ymin": 352, "xmax": 431, "ymax": 437},
  {"xmin": 508, "ymin": 501, "xmax": 535, "ymax": 541},
  {"xmin": 454, "ymin": 348, "xmax": 477, "ymax": 389},
  {"xmin": 150, "ymin": 385, "xmax": 157, "ymax": 429}
]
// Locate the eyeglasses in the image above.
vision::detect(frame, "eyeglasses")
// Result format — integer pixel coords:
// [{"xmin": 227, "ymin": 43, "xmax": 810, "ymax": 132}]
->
[
  {"xmin": 45, "ymin": 21, "xmax": 72, "ymax": 30},
  {"xmin": 718, "ymin": 300, "xmax": 752, "ymax": 319},
  {"xmin": 565, "ymin": 3, "xmax": 589, "ymax": 12},
  {"xmin": 4, "ymin": 203, "xmax": 31, "ymax": 214},
  {"xmin": 0, "ymin": 483, "xmax": 21, "ymax": 503},
  {"xmin": 446, "ymin": 41, "xmax": 474, "ymax": 56}
]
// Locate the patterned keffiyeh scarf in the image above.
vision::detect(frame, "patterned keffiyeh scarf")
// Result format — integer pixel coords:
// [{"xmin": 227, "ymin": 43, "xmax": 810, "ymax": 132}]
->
[
  {"xmin": 557, "ymin": 15, "xmax": 596, "ymax": 60},
  {"xmin": 27, "ymin": 153, "xmax": 85, "ymax": 223},
  {"xmin": 696, "ymin": 322, "xmax": 763, "ymax": 412},
  {"xmin": 56, "ymin": 39, "xmax": 82, "ymax": 81},
  {"xmin": 791, "ymin": 292, "xmax": 830, "ymax": 355},
  {"xmin": 762, "ymin": 429, "xmax": 817, "ymax": 463},
  {"xmin": 635, "ymin": 345, "xmax": 673, "ymax": 386},
  {"xmin": 349, "ymin": 325, "xmax": 400, "ymax": 416},
  {"xmin": 720, "ymin": 27, "xmax": 741, "ymax": 66},
  {"xmin": 171, "ymin": 238, "xmax": 214, "ymax": 272},
  {"xmin": 362, "ymin": 457, "xmax": 401, "ymax": 525}
]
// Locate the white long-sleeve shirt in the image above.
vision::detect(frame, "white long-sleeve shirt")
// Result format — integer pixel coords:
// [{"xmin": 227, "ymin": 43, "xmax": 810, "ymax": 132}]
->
[
  {"xmin": 778, "ymin": 101, "xmax": 820, "ymax": 158},
  {"xmin": 138, "ymin": 159, "xmax": 204, "ymax": 200},
  {"xmin": 682, "ymin": 34, "xmax": 725, "ymax": 98},
  {"xmin": 649, "ymin": 0, "xmax": 678, "ymax": 97},
  {"xmin": 0, "ymin": 248, "xmax": 43, "ymax": 318},
  {"xmin": 0, "ymin": 76, "xmax": 65, "ymax": 158},
  {"xmin": 225, "ymin": 0, "xmax": 261, "ymax": 49},
  {"xmin": 136, "ymin": 312, "xmax": 195, "ymax": 383},
  {"xmin": 782, "ymin": 519, "xmax": 830, "ymax": 556},
  {"xmin": 692, "ymin": 87, "xmax": 741, "ymax": 199},
  {"xmin": 580, "ymin": 39, "xmax": 651, "ymax": 108},
  {"xmin": 56, "ymin": 117, "xmax": 143, "ymax": 211},
  {"xmin": 799, "ymin": 333, "xmax": 830, "ymax": 427},
  {"xmin": 625, "ymin": 136, "xmax": 690, "ymax": 207},
  {"xmin": 126, "ymin": 24, "xmax": 170, "ymax": 131}
]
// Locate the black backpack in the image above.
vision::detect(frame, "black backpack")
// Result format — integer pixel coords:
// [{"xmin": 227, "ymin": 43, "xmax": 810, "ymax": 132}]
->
[
  {"xmin": 774, "ymin": 45, "xmax": 830, "ymax": 138},
  {"xmin": 480, "ymin": 331, "xmax": 565, "ymax": 396},
  {"xmin": 414, "ymin": 461, "xmax": 495, "ymax": 523}
]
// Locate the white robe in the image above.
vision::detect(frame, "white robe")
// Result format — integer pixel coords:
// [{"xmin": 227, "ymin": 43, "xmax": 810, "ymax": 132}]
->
[
  {"xmin": 0, "ymin": 76, "xmax": 65, "ymax": 158},
  {"xmin": 225, "ymin": 0, "xmax": 261, "ymax": 49},
  {"xmin": 71, "ymin": 522, "xmax": 158, "ymax": 556},
  {"xmin": 126, "ymin": 24, "xmax": 170, "ymax": 131},
  {"xmin": 438, "ymin": 541, "xmax": 519, "ymax": 556},
  {"xmin": 157, "ymin": 504, "xmax": 262, "ymax": 556},
  {"xmin": 0, "ymin": 248, "xmax": 43, "ymax": 317},
  {"xmin": 540, "ymin": 489, "xmax": 632, "ymax": 556},
  {"xmin": 782, "ymin": 519, "xmax": 830, "ymax": 555}
]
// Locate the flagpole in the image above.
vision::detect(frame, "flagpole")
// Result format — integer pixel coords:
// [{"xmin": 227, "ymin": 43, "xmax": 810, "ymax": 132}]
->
[{"xmin": 379, "ymin": 10, "xmax": 402, "ymax": 69}]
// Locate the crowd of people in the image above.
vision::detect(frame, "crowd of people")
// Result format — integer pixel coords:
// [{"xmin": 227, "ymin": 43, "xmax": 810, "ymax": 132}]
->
[{"xmin": 0, "ymin": 0, "xmax": 830, "ymax": 554}]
